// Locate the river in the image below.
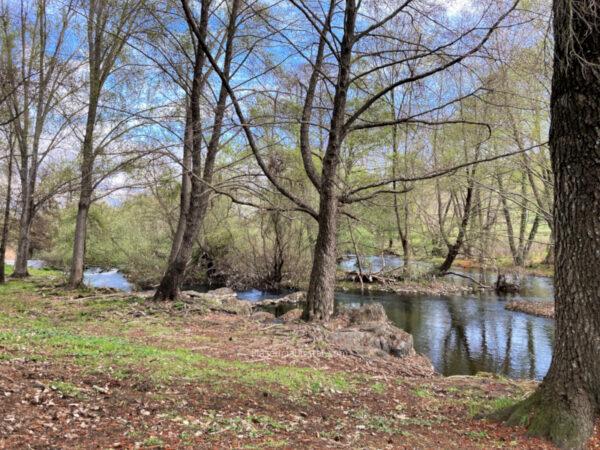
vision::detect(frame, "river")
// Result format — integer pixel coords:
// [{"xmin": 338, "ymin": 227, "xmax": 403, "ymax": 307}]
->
[
  {"xmin": 241, "ymin": 255, "xmax": 555, "ymax": 380},
  {"xmin": 14, "ymin": 257, "xmax": 553, "ymax": 380}
]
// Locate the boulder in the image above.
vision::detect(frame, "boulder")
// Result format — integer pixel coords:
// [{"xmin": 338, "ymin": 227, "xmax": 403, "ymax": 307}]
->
[
  {"xmin": 251, "ymin": 311, "xmax": 276, "ymax": 322},
  {"xmin": 348, "ymin": 303, "xmax": 387, "ymax": 324},
  {"xmin": 207, "ymin": 287, "xmax": 237, "ymax": 298},
  {"xmin": 220, "ymin": 297, "xmax": 252, "ymax": 315},
  {"xmin": 328, "ymin": 323, "xmax": 414, "ymax": 358},
  {"xmin": 280, "ymin": 308, "xmax": 303, "ymax": 322},
  {"xmin": 254, "ymin": 291, "xmax": 306, "ymax": 307},
  {"xmin": 327, "ymin": 304, "xmax": 414, "ymax": 358},
  {"xmin": 180, "ymin": 289, "xmax": 251, "ymax": 315}
]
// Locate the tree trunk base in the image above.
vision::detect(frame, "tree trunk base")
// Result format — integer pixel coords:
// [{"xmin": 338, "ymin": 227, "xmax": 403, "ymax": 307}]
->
[
  {"xmin": 11, "ymin": 270, "xmax": 29, "ymax": 279},
  {"xmin": 492, "ymin": 389, "xmax": 594, "ymax": 449},
  {"xmin": 67, "ymin": 280, "xmax": 85, "ymax": 290},
  {"xmin": 153, "ymin": 278, "xmax": 180, "ymax": 301}
]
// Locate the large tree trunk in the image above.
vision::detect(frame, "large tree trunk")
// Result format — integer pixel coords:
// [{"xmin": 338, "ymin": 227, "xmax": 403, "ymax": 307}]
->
[
  {"xmin": 304, "ymin": 188, "xmax": 339, "ymax": 321},
  {"xmin": 500, "ymin": 1, "xmax": 600, "ymax": 447},
  {"xmin": 303, "ymin": 0, "xmax": 356, "ymax": 321}
]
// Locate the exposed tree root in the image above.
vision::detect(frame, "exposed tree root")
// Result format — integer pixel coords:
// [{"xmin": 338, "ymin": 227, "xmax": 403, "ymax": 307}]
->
[{"xmin": 491, "ymin": 389, "xmax": 595, "ymax": 449}]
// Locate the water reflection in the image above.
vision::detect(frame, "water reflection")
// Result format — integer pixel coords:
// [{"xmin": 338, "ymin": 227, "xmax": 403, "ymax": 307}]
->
[{"xmin": 335, "ymin": 291, "xmax": 554, "ymax": 380}]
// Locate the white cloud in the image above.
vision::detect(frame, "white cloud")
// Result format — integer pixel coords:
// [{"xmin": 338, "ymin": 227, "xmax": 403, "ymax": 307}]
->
[{"xmin": 445, "ymin": 0, "xmax": 473, "ymax": 16}]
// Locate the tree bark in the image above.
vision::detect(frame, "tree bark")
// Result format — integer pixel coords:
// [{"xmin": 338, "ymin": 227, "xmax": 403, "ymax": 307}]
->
[
  {"xmin": 437, "ymin": 179, "xmax": 474, "ymax": 273},
  {"xmin": 499, "ymin": 1, "xmax": 600, "ymax": 447},
  {"xmin": 0, "ymin": 138, "xmax": 14, "ymax": 284},
  {"xmin": 304, "ymin": 0, "xmax": 356, "ymax": 321},
  {"xmin": 154, "ymin": 0, "xmax": 238, "ymax": 300},
  {"xmin": 305, "ymin": 186, "xmax": 339, "ymax": 321},
  {"xmin": 69, "ymin": 96, "xmax": 98, "ymax": 287},
  {"xmin": 168, "ymin": 105, "xmax": 193, "ymax": 264}
]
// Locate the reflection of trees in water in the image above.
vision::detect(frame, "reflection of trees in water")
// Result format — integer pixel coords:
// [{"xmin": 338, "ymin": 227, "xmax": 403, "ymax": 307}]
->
[
  {"xmin": 442, "ymin": 297, "xmax": 476, "ymax": 375},
  {"xmin": 441, "ymin": 296, "xmax": 538, "ymax": 378},
  {"xmin": 527, "ymin": 321, "xmax": 536, "ymax": 379},
  {"xmin": 336, "ymin": 291, "xmax": 550, "ymax": 379}
]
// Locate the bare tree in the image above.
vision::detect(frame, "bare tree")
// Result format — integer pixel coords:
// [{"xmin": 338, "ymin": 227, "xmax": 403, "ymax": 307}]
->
[
  {"xmin": 192, "ymin": 0, "xmax": 520, "ymax": 320},
  {"xmin": 150, "ymin": 0, "xmax": 242, "ymax": 299}
]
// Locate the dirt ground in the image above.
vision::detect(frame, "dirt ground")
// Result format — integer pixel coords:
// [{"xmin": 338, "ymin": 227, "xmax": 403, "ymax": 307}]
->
[{"xmin": 0, "ymin": 272, "xmax": 596, "ymax": 449}]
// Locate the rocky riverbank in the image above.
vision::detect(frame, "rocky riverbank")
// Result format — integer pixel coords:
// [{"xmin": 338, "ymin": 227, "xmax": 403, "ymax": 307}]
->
[{"xmin": 505, "ymin": 300, "xmax": 555, "ymax": 318}]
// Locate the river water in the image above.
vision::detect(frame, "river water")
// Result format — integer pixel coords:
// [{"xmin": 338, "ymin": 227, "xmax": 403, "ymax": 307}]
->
[
  {"xmin": 18, "ymin": 256, "xmax": 552, "ymax": 380},
  {"xmin": 242, "ymin": 256, "xmax": 555, "ymax": 380}
]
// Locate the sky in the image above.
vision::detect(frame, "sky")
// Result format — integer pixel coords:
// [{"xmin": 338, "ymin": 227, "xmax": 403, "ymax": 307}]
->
[{"xmin": 446, "ymin": 0, "xmax": 473, "ymax": 16}]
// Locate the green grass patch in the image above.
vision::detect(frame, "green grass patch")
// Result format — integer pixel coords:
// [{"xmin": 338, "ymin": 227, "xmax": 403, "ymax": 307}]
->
[
  {"xmin": 412, "ymin": 387, "xmax": 432, "ymax": 398},
  {"xmin": 50, "ymin": 380, "xmax": 85, "ymax": 399},
  {"xmin": 0, "ymin": 324, "xmax": 352, "ymax": 394}
]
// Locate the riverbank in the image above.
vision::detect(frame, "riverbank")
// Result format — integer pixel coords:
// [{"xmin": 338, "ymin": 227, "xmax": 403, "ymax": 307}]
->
[
  {"xmin": 336, "ymin": 277, "xmax": 476, "ymax": 296},
  {"xmin": 506, "ymin": 300, "xmax": 555, "ymax": 318},
  {"xmin": 448, "ymin": 259, "xmax": 554, "ymax": 278},
  {"xmin": 0, "ymin": 272, "xmax": 567, "ymax": 448}
]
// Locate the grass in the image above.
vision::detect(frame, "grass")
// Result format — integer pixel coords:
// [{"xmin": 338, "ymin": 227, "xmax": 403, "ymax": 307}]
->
[
  {"xmin": 50, "ymin": 380, "xmax": 85, "ymax": 399},
  {"xmin": 0, "ymin": 325, "xmax": 352, "ymax": 392},
  {"xmin": 466, "ymin": 395, "xmax": 523, "ymax": 418},
  {"xmin": 412, "ymin": 387, "xmax": 432, "ymax": 398},
  {"xmin": 0, "ymin": 275, "xmax": 353, "ymax": 395}
]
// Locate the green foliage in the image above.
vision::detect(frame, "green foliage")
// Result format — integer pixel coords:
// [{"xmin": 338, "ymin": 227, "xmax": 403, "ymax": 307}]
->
[{"xmin": 42, "ymin": 195, "xmax": 172, "ymax": 285}]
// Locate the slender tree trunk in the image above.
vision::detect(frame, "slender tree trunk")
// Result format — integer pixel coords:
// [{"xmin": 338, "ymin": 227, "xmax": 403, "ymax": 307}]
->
[
  {"xmin": 390, "ymin": 92, "xmax": 410, "ymax": 264},
  {"xmin": 522, "ymin": 213, "xmax": 540, "ymax": 265},
  {"xmin": 500, "ymin": 2, "xmax": 600, "ymax": 447},
  {"xmin": 0, "ymin": 141, "xmax": 14, "ymax": 284},
  {"xmin": 13, "ymin": 155, "xmax": 35, "ymax": 278},
  {"xmin": 168, "ymin": 105, "xmax": 193, "ymax": 264},
  {"xmin": 497, "ymin": 173, "xmax": 520, "ymax": 266},
  {"xmin": 69, "ymin": 100, "xmax": 98, "ymax": 288},
  {"xmin": 437, "ymin": 181, "xmax": 474, "ymax": 273}
]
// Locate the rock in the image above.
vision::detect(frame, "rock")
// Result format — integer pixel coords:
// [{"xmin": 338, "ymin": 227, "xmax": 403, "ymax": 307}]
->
[
  {"xmin": 348, "ymin": 303, "xmax": 387, "ymax": 324},
  {"xmin": 251, "ymin": 311, "xmax": 276, "ymax": 322},
  {"xmin": 327, "ymin": 304, "xmax": 414, "ymax": 358},
  {"xmin": 280, "ymin": 308, "xmax": 303, "ymax": 322},
  {"xmin": 254, "ymin": 291, "xmax": 306, "ymax": 307},
  {"xmin": 207, "ymin": 287, "xmax": 236, "ymax": 298},
  {"xmin": 328, "ymin": 323, "xmax": 414, "ymax": 358},
  {"xmin": 180, "ymin": 289, "xmax": 251, "ymax": 315},
  {"xmin": 219, "ymin": 297, "xmax": 252, "ymax": 315}
]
